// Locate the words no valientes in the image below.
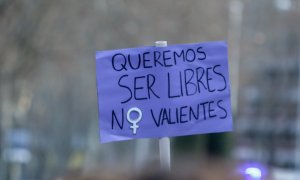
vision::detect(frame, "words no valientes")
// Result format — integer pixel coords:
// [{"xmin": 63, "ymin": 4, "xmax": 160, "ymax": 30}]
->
[{"xmin": 95, "ymin": 41, "xmax": 232, "ymax": 143}]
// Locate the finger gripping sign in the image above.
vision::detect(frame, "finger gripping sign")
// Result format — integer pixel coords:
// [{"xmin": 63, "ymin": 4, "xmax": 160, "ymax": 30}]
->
[{"xmin": 96, "ymin": 41, "xmax": 232, "ymax": 143}]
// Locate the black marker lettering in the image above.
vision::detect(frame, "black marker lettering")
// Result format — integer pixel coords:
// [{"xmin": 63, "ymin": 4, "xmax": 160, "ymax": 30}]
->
[
  {"xmin": 173, "ymin": 49, "xmax": 185, "ymax": 64},
  {"xmin": 147, "ymin": 74, "xmax": 160, "ymax": 99},
  {"xmin": 197, "ymin": 47, "xmax": 206, "ymax": 60},
  {"xmin": 112, "ymin": 53, "xmax": 127, "ymax": 71},
  {"xmin": 168, "ymin": 72, "xmax": 181, "ymax": 98},
  {"xmin": 161, "ymin": 109, "xmax": 169, "ymax": 125},
  {"xmin": 189, "ymin": 104, "xmax": 200, "ymax": 120},
  {"xmin": 128, "ymin": 54, "xmax": 141, "ymax": 70},
  {"xmin": 213, "ymin": 65, "xmax": 227, "ymax": 91},
  {"xmin": 163, "ymin": 50, "xmax": 172, "ymax": 67},
  {"xmin": 118, "ymin": 75, "xmax": 132, "ymax": 104},
  {"xmin": 154, "ymin": 51, "xmax": 163, "ymax": 67},
  {"xmin": 184, "ymin": 69, "xmax": 197, "ymax": 96},
  {"xmin": 180, "ymin": 106, "xmax": 188, "ymax": 123},
  {"xmin": 196, "ymin": 67, "xmax": 207, "ymax": 92},
  {"xmin": 112, "ymin": 109, "xmax": 124, "ymax": 129},
  {"xmin": 151, "ymin": 109, "xmax": 161, "ymax": 127},
  {"xmin": 206, "ymin": 67, "xmax": 216, "ymax": 92},
  {"xmin": 208, "ymin": 101, "xmax": 217, "ymax": 118},
  {"xmin": 200, "ymin": 102, "xmax": 208, "ymax": 120},
  {"xmin": 143, "ymin": 51, "xmax": 152, "ymax": 68},
  {"xmin": 217, "ymin": 100, "xmax": 227, "ymax": 119},
  {"xmin": 134, "ymin": 76, "xmax": 147, "ymax": 100},
  {"xmin": 185, "ymin": 49, "xmax": 196, "ymax": 62}
]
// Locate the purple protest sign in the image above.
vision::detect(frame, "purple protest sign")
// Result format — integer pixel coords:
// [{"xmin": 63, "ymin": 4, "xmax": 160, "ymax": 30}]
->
[{"xmin": 96, "ymin": 41, "xmax": 232, "ymax": 143}]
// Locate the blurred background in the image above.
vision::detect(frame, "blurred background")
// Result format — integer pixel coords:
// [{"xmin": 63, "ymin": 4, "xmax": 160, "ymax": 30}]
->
[{"xmin": 0, "ymin": 0, "xmax": 300, "ymax": 179}]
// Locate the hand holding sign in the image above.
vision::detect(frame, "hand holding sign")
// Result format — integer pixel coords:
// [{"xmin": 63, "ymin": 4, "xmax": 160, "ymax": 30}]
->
[{"xmin": 96, "ymin": 41, "xmax": 232, "ymax": 143}]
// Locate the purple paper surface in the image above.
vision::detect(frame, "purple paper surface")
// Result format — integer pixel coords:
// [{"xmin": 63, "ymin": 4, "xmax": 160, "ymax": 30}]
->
[{"xmin": 96, "ymin": 41, "xmax": 232, "ymax": 143}]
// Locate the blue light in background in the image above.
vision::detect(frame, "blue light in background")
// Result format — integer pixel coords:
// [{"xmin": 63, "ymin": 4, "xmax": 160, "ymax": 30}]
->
[
  {"xmin": 245, "ymin": 167, "xmax": 262, "ymax": 179},
  {"xmin": 237, "ymin": 162, "xmax": 266, "ymax": 180}
]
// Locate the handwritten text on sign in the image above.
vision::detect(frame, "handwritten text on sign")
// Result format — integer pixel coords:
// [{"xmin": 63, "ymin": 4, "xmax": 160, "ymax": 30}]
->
[{"xmin": 96, "ymin": 41, "xmax": 232, "ymax": 143}]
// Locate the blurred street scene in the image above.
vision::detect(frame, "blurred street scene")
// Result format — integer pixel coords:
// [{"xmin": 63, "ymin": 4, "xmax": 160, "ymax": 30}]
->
[{"xmin": 0, "ymin": 0, "xmax": 300, "ymax": 179}]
